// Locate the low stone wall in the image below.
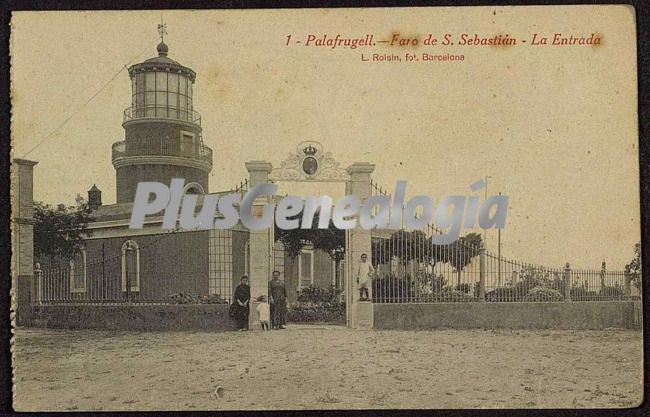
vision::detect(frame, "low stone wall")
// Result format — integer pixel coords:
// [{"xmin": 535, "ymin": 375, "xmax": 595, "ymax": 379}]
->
[
  {"xmin": 28, "ymin": 304, "xmax": 234, "ymax": 331},
  {"xmin": 24, "ymin": 301, "xmax": 639, "ymax": 331},
  {"xmin": 374, "ymin": 301, "xmax": 637, "ymax": 330}
]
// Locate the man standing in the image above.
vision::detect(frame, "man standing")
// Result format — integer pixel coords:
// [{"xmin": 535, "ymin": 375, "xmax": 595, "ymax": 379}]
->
[
  {"xmin": 269, "ymin": 270, "xmax": 288, "ymax": 329},
  {"xmin": 357, "ymin": 253, "xmax": 375, "ymax": 301}
]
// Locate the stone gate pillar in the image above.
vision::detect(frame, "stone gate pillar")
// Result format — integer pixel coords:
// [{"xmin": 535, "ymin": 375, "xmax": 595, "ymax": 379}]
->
[
  {"xmin": 11, "ymin": 158, "xmax": 38, "ymax": 326},
  {"xmin": 245, "ymin": 161, "xmax": 273, "ymax": 330},
  {"xmin": 346, "ymin": 162, "xmax": 375, "ymax": 329}
]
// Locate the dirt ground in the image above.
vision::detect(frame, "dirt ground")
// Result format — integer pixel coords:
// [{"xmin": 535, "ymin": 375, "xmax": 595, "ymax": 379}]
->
[{"xmin": 12, "ymin": 326, "xmax": 643, "ymax": 411}]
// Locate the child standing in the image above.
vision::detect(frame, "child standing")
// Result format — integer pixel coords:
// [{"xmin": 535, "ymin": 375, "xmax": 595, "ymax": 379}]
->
[
  {"xmin": 357, "ymin": 253, "xmax": 375, "ymax": 301},
  {"xmin": 256, "ymin": 295, "xmax": 270, "ymax": 330}
]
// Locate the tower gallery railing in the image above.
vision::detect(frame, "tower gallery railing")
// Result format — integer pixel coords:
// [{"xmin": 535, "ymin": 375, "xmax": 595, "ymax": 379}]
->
[
  {"xmin": 123, "ymin": 105, "xmax": 202, "ymax": 126},
  {"xmin": 112, "ymin": 139, "xmax": 212, "ymax": 164}
]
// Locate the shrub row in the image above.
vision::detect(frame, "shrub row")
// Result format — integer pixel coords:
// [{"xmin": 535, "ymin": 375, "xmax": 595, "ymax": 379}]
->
[
  {"xmin": 166, "ymin": 293, "xmax": 229, "ymax": 304},
  {"xmin": 287, "ymin": 302, "xmax": 346, "ymax": 323},
  {"xmin": 373, "ymin": 273, "xmax": 627, "ymax": 302}
]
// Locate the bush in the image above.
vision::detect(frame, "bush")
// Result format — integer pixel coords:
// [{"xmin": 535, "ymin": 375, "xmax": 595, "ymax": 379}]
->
[
  {"xmin": 486, "ymin": 286, "xmax": 564, "ymax": 302},
  {"xmin": 570, "ymin": 287, "xmax": 600, "ymax": 301},
  {"xmin": 290, "ymin": 286, "xmax": 345, "ymax": 323},
  {"xmin": 600, "ymin": 284, "xmax": 625, "ymax": 299},
  {"xmin": 372, "ymin": 273, "xmax": 416, "ymax": 302},
  {"xmin": 296, "ymin": 286, "xmax": 341, "ymax": 303},
  {"xmin": 525, "ymin": 286, "xmax": 564, "ymax": 302},
  {"xmin": 442, "ymin": 289, "xmax": 478, "ymax": 302},
  {"xmin": 287, "ymin": 301, "xmax": 345, "ymax": 323},
  {"xmin": 485, "ymin": 287, "xmax": 523, "ymax": 302},
  {"xmin": 515, "ymin": 267, "xmax": 564, "ymax": 294},
  {"xmin": 419, "ymin": 289, "xmax": 477, "ymax": 302},
  {"xmin": 484, "ymin": 267, "xmax": 564, "ymax": 302},
  {"xmin": 428, "ymin": 273, "xmax": 448, "ymax": 293},
  {"xmin": 569, "ymin": 284, "xmax": 625, "ymax": 300},
  {"xmin": 167, "ymin": 292, "xmax": 228, "ymax": 304},
  {"xmin": 455, "ymin": 283, "xmax": 472, "ymax": 294},
  {"xmin": 373, "ymin": 272, "xmax": 482, "ymax": 302}
]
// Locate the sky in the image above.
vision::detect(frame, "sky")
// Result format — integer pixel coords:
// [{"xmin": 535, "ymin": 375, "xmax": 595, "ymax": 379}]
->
[{"xmin": 10, "ymin": 7, "xmax": 640, "ymax": 269}]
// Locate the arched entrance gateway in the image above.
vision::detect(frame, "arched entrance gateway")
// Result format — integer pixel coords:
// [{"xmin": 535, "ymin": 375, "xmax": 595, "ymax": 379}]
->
[{"xmin": 245, "ymin": 141, "xmax": 375, "ymax": 329}]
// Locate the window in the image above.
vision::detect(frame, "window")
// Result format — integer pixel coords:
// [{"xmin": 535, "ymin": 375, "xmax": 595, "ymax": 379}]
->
[
  {"xmin": 155, "ymin": 71, "xmax": 168, "ymax": 117},
  {"xmin": 69, "ymin": 249, "xmax": 87, "ymax": 293},
  {"xmin": 180, "ymin": 94, "xmax": 187, "ymax": 119},
  {"xmin": 121, "ymin": 240, "xmax": 140, "ymax": 292},
  {"xmin": 168, "ymin": 73, "xmax": 179, "ymax": 118},
  {"xmin": 208, "ymin": 229, "xmax": 233, "ymax": 301},
  {"xmin": 273, "ymin": 241, "xmax": 285, "ymax": 279},
  {"xmin": 131, "ymin": 77, "xmax": 136, "ymax": 108},
  {"xmin": 130, "ymin": 71, "xmax": 193, "ymax": 120},
  {"xmin": 145, "ymin": 72, "xmax": 156, "ymax": 117},
  {"xmin": 298, "ymin": 249, "xmax": 314, "ymax": 289},
  {"xmin": 134, "ymin": 73, "xmax": 145, "ymax": 117},
  {"xmin": 337, "ymin": 260, "xmax": 345, "ymax": 290},
  {"xmin": 183, "ymin": 182, "xmax": 205, "ymax": 195}
]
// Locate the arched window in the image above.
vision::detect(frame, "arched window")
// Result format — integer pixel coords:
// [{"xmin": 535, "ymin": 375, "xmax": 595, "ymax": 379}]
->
[
  {"xmin": 69, "ymin": 249, "xmax": 87, "ymax": 293},
  {"xmin": 121, "ymin": 240, "xmax": 140, "ymax": 292},
  {"xmin": 183, "ymin": 182, "xmax": 205, "ymax": 195}
]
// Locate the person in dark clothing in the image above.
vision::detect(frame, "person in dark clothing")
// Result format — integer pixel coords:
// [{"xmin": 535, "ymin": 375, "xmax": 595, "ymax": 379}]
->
[
  {"xmin": 232, "ymin": 275, "xmax": 250, "ymax": 331},
  {"xmin": 269, "ymin": 270, "xmax": 288, "ymax": 329}
]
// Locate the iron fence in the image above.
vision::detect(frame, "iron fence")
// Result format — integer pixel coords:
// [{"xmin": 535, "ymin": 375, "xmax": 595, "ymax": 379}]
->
[
  {"xmin": 230, "ymin": 178, "xmax": 249, "ymax": 197},
  {"xmin": 371, "ymin": 228, "xmax": 633, "ymax": 303},
  {"xmin": 371, "ymin": 225, "xmax": 482, "ymax": 303},
  {"xmin": 368, "ymin": 180, "xmax": 635, "ymax": 303},
  {"xmin": 33, "ymin": 229, "xmax": 242, "ymax": 305}
]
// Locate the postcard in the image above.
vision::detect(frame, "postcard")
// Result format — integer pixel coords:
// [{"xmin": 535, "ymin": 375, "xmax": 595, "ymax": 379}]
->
[{"xmin": 10, "ymin": 6, "xmax": 642, "ymax": 410}]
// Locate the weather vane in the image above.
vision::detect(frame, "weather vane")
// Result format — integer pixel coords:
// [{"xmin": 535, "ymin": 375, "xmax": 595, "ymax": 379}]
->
[{"xmin": 157, "ymin": 16, "xmax": 167, "ymax": 42}]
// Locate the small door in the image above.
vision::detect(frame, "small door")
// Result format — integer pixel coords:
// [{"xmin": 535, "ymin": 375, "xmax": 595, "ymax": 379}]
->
[{"xmin": 180, "ymin": 133, "xmax": 195, "ymax": 158}]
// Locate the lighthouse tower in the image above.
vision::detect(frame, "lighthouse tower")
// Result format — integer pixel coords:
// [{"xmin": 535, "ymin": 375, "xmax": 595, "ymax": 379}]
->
[{"xmin": 112, "ymin": 26, "xmax": 212, "ymax": 203}]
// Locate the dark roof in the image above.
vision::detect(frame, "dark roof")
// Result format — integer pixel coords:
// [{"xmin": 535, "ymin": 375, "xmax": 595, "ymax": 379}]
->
[
  {"xmin": 128, "ymin": 42, "xmax": 196, "ymax": 81},
  {"xmin": 143, "ymin": 55, "xmax": 181, "ymax": 65},
  {"xmin": 143, "ymin": 42, "xmax": 180, "ymax": 65},
  {"xmin": 88, "ymin": 202, "xmax": 135, "ymax": 222}
]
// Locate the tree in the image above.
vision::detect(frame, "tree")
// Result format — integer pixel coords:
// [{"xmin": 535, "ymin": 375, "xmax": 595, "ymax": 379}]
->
[
  {"xmin": 441, "ymin": 232, "xmax": 482, "ymax": 287},
  {"xmin": 274, "ymin": 211, "xmax": 345, "ymax": 268},
  {"xmin": 372, "ymin": 229, "xmax": 446, "ymax": 268},
  {"xmin": 371, "ymin": 229, "xmax": 482, "ymax": 287},
  {"xmin": 311, "ymin": 222, "xmax": 346, "ymax": 268},
  {"xmin": 274, "ymin": 222, "xmax": 307, "ymax": 260},
  {"xmin": 33, "ymin": 196, "xmax": 94, "ymax": 261},
  {"xmin": 625, "ymin": 242, "xmax": 641, "ymax": 290}
]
